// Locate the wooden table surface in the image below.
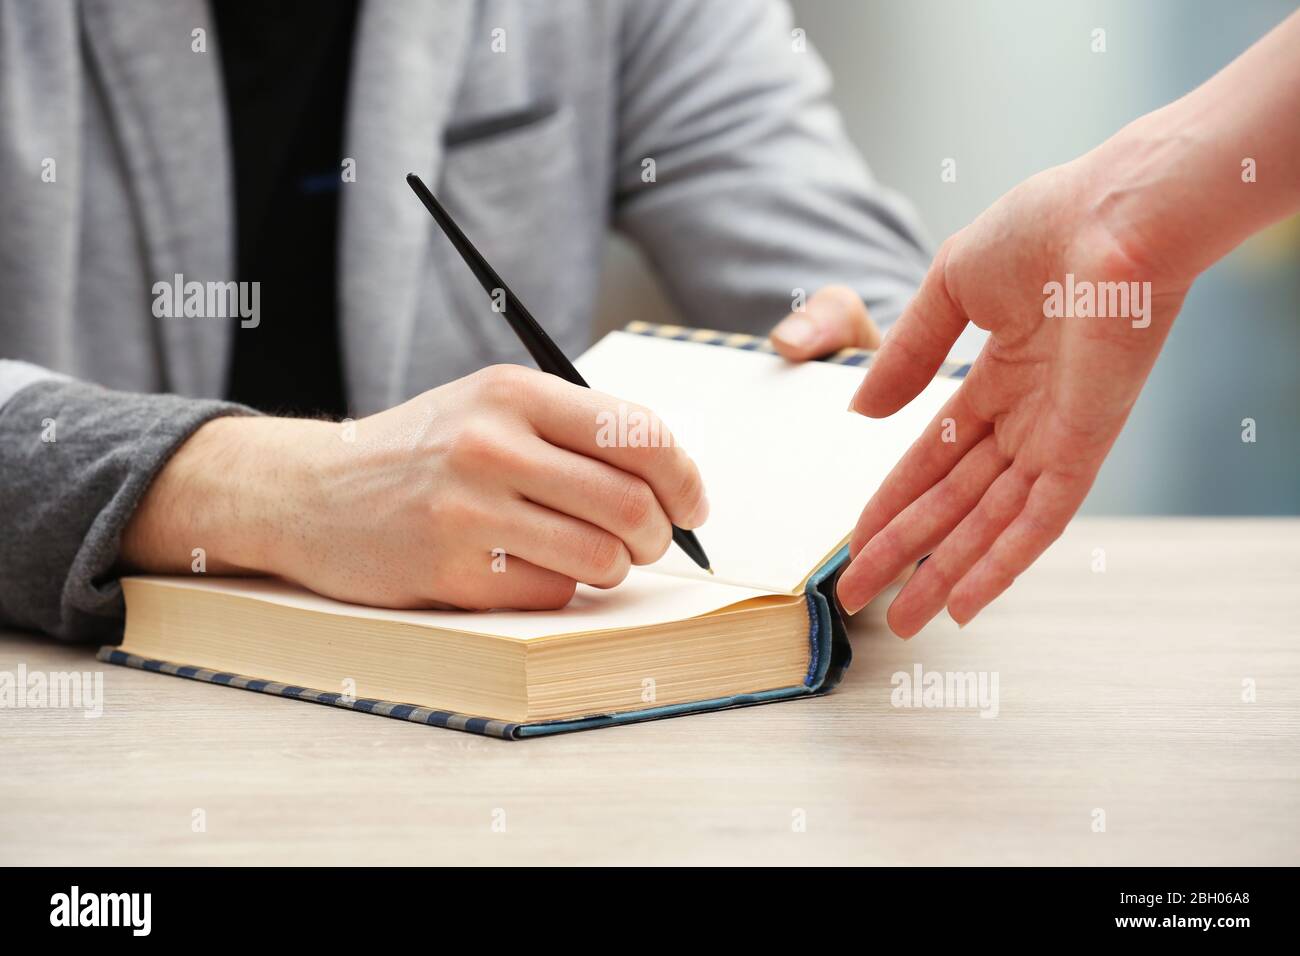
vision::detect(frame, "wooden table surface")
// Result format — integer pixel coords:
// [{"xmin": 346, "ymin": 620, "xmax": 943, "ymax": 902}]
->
[{"xmin": 2, "ymin": 518, "xmax": 1296, "ymax": 865}]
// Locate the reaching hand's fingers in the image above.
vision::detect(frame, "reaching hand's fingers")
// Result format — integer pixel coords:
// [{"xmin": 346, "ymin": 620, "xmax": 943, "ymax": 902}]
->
[
  {"xmin": 886, "ymin": 466, "xmax": 1035, "ymax": 637},
  {"xmin": 947, "ymin": 472, "xmax": 1092, "ymax": 625},
  {"xmin": 770, "ymin": 285, "xmax": 881, "ymax": 361},
  {"xmin": 836, "ymin": 435, "xmax": 1009, "ymax": 613},
  {"xmin": 851, "ymin": 239, "xmax": 969, "ymax": 417},
  {"xmin": 848, "ymin": 381, "xmax": 991, "ymax": 558}
]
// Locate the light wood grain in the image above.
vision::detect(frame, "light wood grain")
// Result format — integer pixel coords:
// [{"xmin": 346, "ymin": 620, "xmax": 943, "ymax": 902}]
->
[{"xmin": 2, "ymin": 518, "xmax": 1296, "ymax": 865}]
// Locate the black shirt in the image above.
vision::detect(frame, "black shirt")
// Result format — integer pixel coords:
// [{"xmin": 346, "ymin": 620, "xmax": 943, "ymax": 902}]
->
[{"xmin": 213, "ymin": 0, "xmax": 358, "ymax": 418}]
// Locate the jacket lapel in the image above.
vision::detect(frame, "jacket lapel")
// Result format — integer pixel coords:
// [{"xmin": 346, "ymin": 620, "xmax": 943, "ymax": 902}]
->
[
  {"xmin": 81, "ymin": 0, "xmax": 232, "ymax": 399},
  {"xmin": 338, "ymin": 0, "xmax": 475, "ymax": 415}
]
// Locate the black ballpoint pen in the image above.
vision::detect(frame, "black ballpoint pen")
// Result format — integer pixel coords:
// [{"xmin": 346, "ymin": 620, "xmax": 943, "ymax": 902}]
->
[{"xmin": 406, "ymin": 173, "xmax": 713, "ymax": 574}]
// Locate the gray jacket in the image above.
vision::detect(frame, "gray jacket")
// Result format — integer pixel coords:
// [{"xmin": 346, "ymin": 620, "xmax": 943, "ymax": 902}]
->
[{"xmin": 0, "ymin": 0, "xmax": 930, "ymax": 640}]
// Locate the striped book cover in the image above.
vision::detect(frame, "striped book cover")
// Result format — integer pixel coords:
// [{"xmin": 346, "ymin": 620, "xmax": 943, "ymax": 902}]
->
[
  {"xmin": 621, "ymin": 320, "xmax": 972, "ymax": 379},
  {"xmin": 98, "ymin": 546, "xmax": 848, "ymax": 740}
]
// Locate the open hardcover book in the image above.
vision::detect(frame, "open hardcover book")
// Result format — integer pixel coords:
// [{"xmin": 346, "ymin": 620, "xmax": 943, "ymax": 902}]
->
[{"xmin": 100, "ymin": 322, "xmax": 966, "ymax": 738}]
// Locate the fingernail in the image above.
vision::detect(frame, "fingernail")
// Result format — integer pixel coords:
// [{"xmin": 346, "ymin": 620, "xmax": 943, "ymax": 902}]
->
[
  {"xmin": 685, "ymin": 493, "xmax": 710, "ymax": 529},
  {"xmin": 836, "ymin": 584, "xmax": 865, "ymax": 617},
  {"xmin": 772, "ymin": 316, "xmax": 816, "ymax": 351},
  {"xmin": 847, "ymin": 372, "xmax": 870, "ymax": 413}
]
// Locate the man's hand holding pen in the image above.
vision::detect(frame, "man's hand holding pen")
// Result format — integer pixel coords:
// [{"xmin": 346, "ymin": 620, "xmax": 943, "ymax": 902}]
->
[
  {"xmin": 119, "ymin": 274, "xmax": 881, "ymax": 610},
  {"xmin": 121, "ymin": 365, "xmax": 709, "ymax": 611}
]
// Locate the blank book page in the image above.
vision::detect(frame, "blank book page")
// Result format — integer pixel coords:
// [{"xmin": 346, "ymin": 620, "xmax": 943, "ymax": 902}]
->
[{"xmin": 576, "ymin": 332, "xmax": 961, "ymax": 593}]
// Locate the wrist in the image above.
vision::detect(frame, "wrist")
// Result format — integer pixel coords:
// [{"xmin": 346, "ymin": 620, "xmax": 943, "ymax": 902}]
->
[
  {"xmin": 1081, "ymin": 85, "xmax": 1287, "ymax": 287},
  {"xmin": 120, "ymin": 415, "xmax": 331, "ymax": 577},
  {"xmin": 1075, "ymin": 107, "xmax": 1206, "ymax": 287}
]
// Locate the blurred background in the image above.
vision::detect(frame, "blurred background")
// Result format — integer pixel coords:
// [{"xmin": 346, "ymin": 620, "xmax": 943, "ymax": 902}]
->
[{"xmin": 597, "ymin": 0, "xmax": 1300, "ymax": 515}]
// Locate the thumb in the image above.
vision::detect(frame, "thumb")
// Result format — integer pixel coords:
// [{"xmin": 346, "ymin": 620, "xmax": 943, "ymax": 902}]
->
[
  {"xmin": 770, "ymin": 285, "xmax": 881, "ymax": 361},
  {"xmin": 850, "ymin": 240, "xmax": 969, "ymax": 417}
]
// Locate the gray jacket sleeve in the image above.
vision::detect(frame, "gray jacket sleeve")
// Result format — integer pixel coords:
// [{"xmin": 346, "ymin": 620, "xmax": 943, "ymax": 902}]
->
[
  {"xmin": 614, "ymin": 0, "xmax": 932, "ymax": 332},
  {"xmin": 0, "ymin": 361, "xmax": 253, "ymax": 642}
]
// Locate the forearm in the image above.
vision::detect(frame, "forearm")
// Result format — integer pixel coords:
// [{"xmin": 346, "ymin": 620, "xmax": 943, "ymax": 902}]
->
[
  {"xmin": 1088, "ymin": 9, "xmax": 1300, "ymax": 282},
  {"xmin": 119, "ymin": 416, "xmax": 330, "ymax": 578}
]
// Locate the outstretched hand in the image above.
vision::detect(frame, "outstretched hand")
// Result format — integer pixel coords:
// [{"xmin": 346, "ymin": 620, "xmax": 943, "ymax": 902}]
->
[{"xmin": 835, "ymin": 159, "xmax": 1192, "ymax": 637}]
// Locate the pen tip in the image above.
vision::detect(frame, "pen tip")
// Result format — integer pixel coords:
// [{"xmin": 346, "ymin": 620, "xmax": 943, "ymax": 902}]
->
[{"xmin": 706, "ymin": 566, "xmax": 714, "ymax": 575}]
